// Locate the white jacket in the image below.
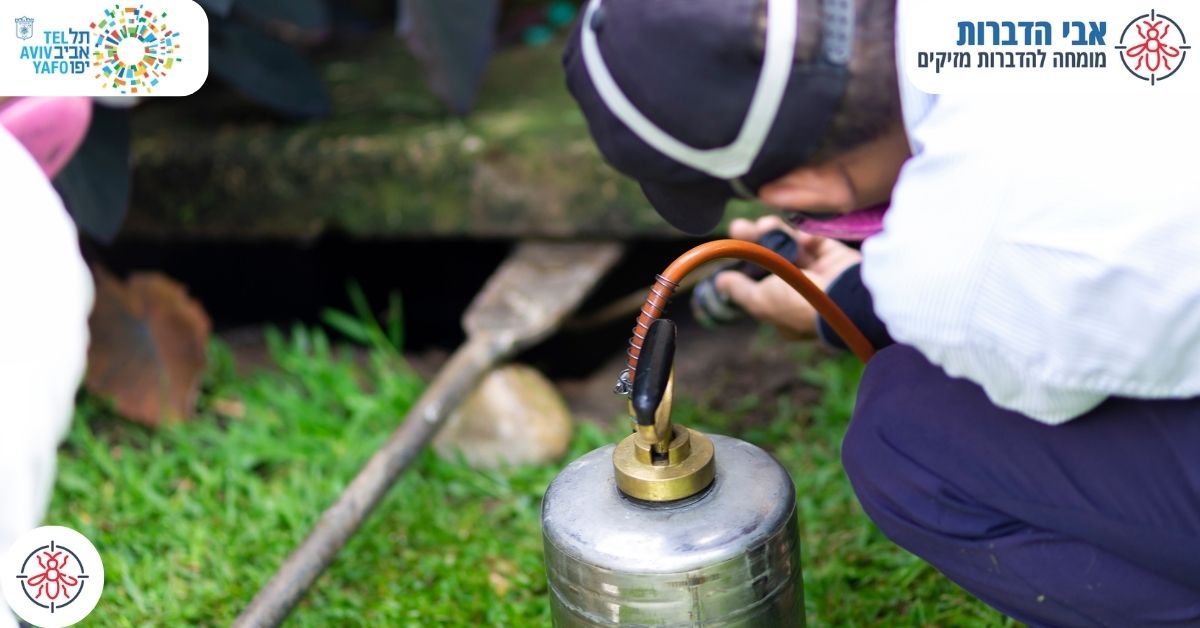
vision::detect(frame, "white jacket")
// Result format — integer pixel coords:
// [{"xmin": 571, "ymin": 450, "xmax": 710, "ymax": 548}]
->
[
  {"xmin": 0, "ymin": 126, "xmax": 93, "ymax": 628},
  {"xmin": 863, "ymin": 3, "xmax": 1200, "ymax": 423}
]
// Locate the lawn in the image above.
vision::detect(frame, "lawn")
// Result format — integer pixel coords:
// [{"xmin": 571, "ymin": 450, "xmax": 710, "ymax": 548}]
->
[{"xmin": 47, "ymin": 325, "xmax": 1013, "ymax": 626}]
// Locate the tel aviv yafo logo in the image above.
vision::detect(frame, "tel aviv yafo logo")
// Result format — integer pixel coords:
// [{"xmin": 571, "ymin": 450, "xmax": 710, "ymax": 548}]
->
[
  {"xmin": 1116, "ymin": 9, "xmax": 1191, "ymax": 85},
  {"xmin": 2, "ymin": 526, "xmax": 104, "ymax": 628},
  {"xmin": 90, "ymin": 4, "xmax": 183, "ymax": 94}
]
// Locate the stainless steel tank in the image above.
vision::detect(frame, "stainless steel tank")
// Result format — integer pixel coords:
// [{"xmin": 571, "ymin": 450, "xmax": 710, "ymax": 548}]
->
[{"xmin": 541, "ymin": 319, "xmax": 804, "ymax": 626}]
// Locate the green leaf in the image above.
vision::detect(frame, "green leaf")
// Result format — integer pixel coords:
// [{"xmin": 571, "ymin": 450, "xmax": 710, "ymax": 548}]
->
[
  {"xmin": 53, "ymin": 106, "xmax": 130, "ymax": 243},
  {"xmin": 209, "ymin": 20, "xmax": 331, "ymax": 118},
  {"xmin": 320, "ymin": 309, "xmax": 372, "ymax": 346},
  {"xmin": 386, "ymin": 292, "xmax": 405, "ymax": 350},
  {"xmin": 346, "ymin": 281, "xmax": 395, "ymax": 353},
  {"xmin": 398, "ymin": 0, "xmax": 499, "ymax": 115},
  {"xmin": 321, "ymin": 282, "xmax": 405, "ymax": 354}
]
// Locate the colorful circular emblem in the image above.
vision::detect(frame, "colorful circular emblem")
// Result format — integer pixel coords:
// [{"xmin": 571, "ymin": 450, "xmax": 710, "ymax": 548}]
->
[
  {"xmin": 90, "ymin": 4, "xmax": 183, "ymax": 94},
  {"xmin": 2, "ymin": 526, "xmax": 104, "ymax": 628}
]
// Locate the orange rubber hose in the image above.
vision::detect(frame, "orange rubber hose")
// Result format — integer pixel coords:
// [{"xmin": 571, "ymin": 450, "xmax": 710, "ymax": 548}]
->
[{"xmin": 622, "ymin": 240, "xmax": 876, "ymax": 388}]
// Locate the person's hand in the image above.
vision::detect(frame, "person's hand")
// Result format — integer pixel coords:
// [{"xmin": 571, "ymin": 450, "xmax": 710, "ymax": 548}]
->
[{"xmin": 714, "ymin": 215, "xmax": 863, "ymax": 340}]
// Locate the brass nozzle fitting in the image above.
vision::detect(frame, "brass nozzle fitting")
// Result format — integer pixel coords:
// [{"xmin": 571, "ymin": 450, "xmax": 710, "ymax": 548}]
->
[
  {"xmin": 613, "ymin": 424, "xmax": 716, "ymax": 502},
  {"xmin": 612, "ymin": 318, "xmax": 716, "ymax": 502}
]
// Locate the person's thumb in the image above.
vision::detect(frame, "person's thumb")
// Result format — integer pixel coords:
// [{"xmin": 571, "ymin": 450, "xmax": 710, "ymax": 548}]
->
[{"xmin": 713, "ymin": 271, "xmax": 760, "ymax": 315}]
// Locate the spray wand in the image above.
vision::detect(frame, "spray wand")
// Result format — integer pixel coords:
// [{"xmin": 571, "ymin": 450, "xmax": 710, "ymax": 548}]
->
[{"xmin": 615, "ymin": 239, "xmax": 876, "ymax": 394}]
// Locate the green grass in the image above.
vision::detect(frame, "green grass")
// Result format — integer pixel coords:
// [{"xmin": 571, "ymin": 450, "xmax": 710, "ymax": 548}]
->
[{"xmin": 48, "ymin": 326, "xmax": 1012, "ymax": 626}]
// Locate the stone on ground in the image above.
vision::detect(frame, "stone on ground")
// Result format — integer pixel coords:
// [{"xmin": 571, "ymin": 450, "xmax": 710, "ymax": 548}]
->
[{"xmin": 434, "ymin": 364, "xmax": 572, "ymax": 469}]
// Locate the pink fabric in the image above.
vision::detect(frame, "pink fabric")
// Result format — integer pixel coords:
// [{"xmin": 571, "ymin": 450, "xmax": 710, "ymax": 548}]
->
[
  {"xmin": 0, "ymin": 98, "xmax": 93, "ymax": 178},
  {"xmin": 791, "ymin": 204, "xmax": 888, "ymax": 241}
]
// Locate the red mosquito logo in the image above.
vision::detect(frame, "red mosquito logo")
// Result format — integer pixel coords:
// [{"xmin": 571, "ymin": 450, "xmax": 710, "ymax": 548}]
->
[
  {"xmin": 25, "ymin": 550, "xmax": 79, "ymax": 602},
  {"xmin": 13, "ymin": 539, "xmax": 90, "ymax": 613},
  {"xmin": 1117, "ymin": 10, "xmax": 1191, "ymax": 85},
  {"xmin": 1126, "ymin": 20, "xmax": 1181, "ymax": 71}
]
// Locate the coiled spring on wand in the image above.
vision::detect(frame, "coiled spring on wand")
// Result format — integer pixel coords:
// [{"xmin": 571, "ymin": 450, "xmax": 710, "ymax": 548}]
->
[{"xmin": 615, "ymin": 274, "xmax": 679, "ymax": 395}]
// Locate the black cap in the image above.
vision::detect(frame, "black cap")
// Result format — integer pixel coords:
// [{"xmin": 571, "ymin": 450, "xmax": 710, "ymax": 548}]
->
[{"xmin": 564, "ymin": 0, "xmax": 853, "ymax": 234}]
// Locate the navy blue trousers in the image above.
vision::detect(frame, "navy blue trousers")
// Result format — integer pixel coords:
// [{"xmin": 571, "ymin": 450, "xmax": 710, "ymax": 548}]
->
[{"xmin": 842, "ymin": 345, "xmax": 1200, "ymax": 627}]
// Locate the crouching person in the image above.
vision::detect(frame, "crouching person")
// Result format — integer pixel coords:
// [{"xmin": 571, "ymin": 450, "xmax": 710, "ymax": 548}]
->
[{"xmin": 562, "ymin": 0, "xmax": 1200, "ymax": 623}]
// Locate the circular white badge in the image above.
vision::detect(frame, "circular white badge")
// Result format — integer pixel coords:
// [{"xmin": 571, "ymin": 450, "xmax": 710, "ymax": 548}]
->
[{"xmin": 2, "ymin": 526, "xmax": 104, "ymax": 628}]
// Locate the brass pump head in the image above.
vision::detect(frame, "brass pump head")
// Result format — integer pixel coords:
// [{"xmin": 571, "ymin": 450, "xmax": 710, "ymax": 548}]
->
[{"xmin": 613, "ymin": 319, "xmax": 716, "ymax": 502}]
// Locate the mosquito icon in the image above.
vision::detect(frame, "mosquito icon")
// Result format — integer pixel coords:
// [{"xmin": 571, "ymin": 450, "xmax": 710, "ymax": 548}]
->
[
  {"xmin": 1126, "ymin": 20, "xmax": 1182, "ymax": 72},
  {"xmin": 25, "ymin": 550, "xmax": 79, "ymax": 602}
]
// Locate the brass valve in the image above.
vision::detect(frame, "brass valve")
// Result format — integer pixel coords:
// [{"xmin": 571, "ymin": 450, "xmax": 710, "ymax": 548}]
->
[{"xmin": 612, "ymin": 319, "xmax": 716, "ymax": 502}]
